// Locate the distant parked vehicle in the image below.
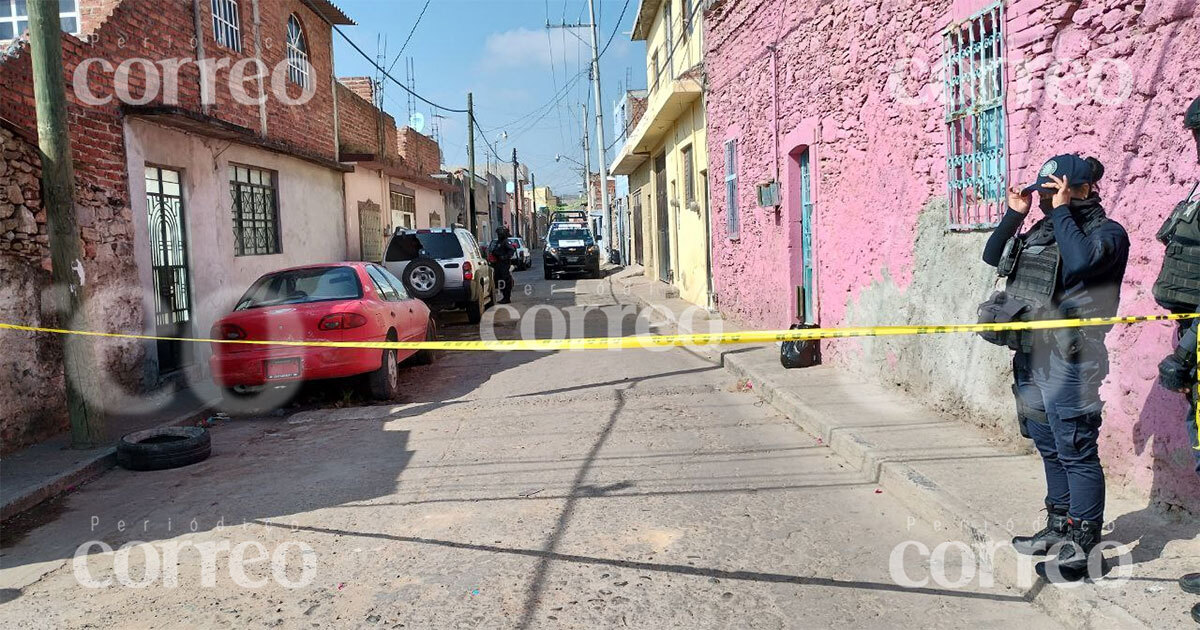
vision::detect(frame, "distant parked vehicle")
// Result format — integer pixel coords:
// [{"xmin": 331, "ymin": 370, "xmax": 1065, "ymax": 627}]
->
[
  {"xmin": 544, "ymin": 225, "xmax": 601, "ymax": 279},
  {"xmin": 209, "ymin": 263, "xmax": 435, "ymax": 405},
  {"xmin": 382, "ymin": 227, "xmax": 494, "ymax": 324},
  {"xmin": 509, "ymin": 237, "xmax": 531, "ymax": 270}
]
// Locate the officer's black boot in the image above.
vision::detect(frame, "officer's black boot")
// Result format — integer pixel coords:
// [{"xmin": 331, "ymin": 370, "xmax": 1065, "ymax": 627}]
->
[
  {"xmin": 1191, "ymin": 602, "xmax": 1199, "ymax": 624},
  {"xmin": 1012, "ymin": 502, "xmax": 1070, "ymax": 555},
  {"xmin": 1035, "ymin": 518, "xmax": 1105, "ymax": 582},
  {"xmin": 1182, "ymin": 573, "xmax": 1200, "ymax": 595}
]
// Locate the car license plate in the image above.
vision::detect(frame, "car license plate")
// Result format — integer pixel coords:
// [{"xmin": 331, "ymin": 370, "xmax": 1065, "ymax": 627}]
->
[
  {"xmin": 266, "ymin": 358, "xmax": 301, "ymax": 379},
  {"xmin": 566, "ymin": 256, "xmax": 580, "ymax": 263}
]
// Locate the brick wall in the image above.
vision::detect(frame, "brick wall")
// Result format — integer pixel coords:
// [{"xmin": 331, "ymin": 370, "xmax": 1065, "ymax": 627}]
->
[
  {"xmin": 397, "ymin": 126, "xmax": 440, "ymax": 174},
  {"xmin": 335, "ymin": 81, "xmax": 397, "ymax": 157},
  {"xmin": 705, "ymin": 0, "xmax": 1200, "ymax": 504},
  {"xmin": 338, "ymin": 75, "xmax": 374, "ymax": 103},
  {"xmin": 0, "ymin": 0, "xmax": 346, "ymax": 453}
]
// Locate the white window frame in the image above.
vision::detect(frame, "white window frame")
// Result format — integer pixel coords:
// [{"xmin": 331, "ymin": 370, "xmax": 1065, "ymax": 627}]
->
[
  {"xmin": 286, "ymin": 14, "xmax": 310, "ymax": 87},
  {"xmin": 211, "ymin": 0, "xmax": 242, "ymax": 52},
  {"xmin": 724, "ymin": 139, "xmax": 739, "ymax": 239},
  {"xmin": 0, "ymin": 0, "xmax": 80, "ymax": 42}
]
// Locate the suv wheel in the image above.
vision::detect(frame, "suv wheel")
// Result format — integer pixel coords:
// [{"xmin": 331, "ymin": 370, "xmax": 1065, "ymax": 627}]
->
[
  {"xmin": 401, "ymin": 257, "xmax": 445, "ymax": 300},
  {"xmin": 544, "ymin": 266, "xmax": 553, "ymax": 280},
  {"xmin": 467, "ymin": 290, "xmax": 484, "ymax": 324}
]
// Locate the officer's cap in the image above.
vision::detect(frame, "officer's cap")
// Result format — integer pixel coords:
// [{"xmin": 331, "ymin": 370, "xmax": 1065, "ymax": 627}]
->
[{"xmin": 1022, "ymin": 154, "xmax": 1098, "ymax": 195}]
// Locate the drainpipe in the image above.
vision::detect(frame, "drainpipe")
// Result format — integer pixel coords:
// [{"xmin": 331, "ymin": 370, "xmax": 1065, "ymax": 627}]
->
[
  {"xmin": 768, "ymin": 43, "xmax": 780, "ymax": 187},
  {"xmin": 191, "ymin": 0, "xmax": 208, "ymax": 116},
  {"xmin": 250, "ymin": 0, "xmax": 267, "ymax": 136}
]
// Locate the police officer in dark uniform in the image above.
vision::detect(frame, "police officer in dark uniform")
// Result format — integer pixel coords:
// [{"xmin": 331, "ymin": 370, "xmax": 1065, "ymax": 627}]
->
[
  {"xmin": 489, "ymin": 226, "xmax": 516, "ymax": 304},
  {"xmin": 981, "ymin": 153, "xmax": 1130, "ymax": 582},
  {"xmin": 1161, "ymin": 95, "xmax": 1200, "ymax": 624}
]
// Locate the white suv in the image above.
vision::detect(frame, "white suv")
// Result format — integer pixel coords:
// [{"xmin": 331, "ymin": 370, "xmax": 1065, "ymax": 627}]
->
[{"xmin": 382, "ymin": 227, "xmax": 494, "ymax": 323}]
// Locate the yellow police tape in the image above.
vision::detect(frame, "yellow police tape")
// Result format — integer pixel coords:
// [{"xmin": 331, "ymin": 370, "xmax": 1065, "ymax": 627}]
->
[
  {"xmin": 0, "ymin": 313, "xmax": 1196, "ymax": 351},
  {"xmin": 2, "ymin": 314, "xmax": 1197, "ymax": 447}
]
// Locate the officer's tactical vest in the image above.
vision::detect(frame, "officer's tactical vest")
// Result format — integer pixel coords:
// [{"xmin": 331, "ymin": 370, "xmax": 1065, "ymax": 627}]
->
[
  {"xmin": 994, "ymin": 208, "xmax": 1111, "ymax": 352},
  {"xmin": 1001, "ymin": 210, "xmax": 1111, "ymax": 314},
  {"xmin": 1153, "ymin": 183, "xmax": 1200, "ymax": 311}
]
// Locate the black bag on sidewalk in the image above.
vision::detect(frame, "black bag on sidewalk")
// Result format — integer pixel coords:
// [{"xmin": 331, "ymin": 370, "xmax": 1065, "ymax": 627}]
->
[{"xmin": 781, "ymin": 323, "xmax": 821, "ymax": 369}]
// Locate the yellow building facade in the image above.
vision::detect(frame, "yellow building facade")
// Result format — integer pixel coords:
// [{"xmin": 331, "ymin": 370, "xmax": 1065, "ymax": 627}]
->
[{"xmin": 611, "ymin": 0, "xmax": 711, "ymax": 308}]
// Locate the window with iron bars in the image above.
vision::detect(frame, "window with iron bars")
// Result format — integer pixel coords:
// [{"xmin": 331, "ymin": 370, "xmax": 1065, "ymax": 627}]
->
[
  {"xmin": 211, "ymin": 0, "xmax": 242, "ymax": 52},
  {"xmin": 230, "ymin": 165, "xmax": 280, "ymax": 256},
  {"xmin": 942, "ymin": 1, "xmax": 1006, "ymax": 230},
  {"xmin": 286, "ymin": 14, "xmax": 310, "ymax": 87}
]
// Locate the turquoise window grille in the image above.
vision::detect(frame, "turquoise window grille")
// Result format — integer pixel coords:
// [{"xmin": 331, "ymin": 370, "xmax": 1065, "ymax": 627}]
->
[{"xmin": 942, "ymin": 2, "xmax": 1007, "ymax": 230}]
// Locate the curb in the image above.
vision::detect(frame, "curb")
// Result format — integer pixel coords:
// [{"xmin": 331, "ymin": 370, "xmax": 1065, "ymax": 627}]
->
[
  {"xmin": 0, "ymin": 400, "xmax": 211, "ymax": 523},
  {"xmin": 610, "ymin": 273, "xmax": 1151, "ymax": 629}
]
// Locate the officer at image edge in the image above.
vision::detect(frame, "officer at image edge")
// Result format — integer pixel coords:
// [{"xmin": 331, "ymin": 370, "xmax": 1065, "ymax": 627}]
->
[{"xmin": 1161, "ymin": 94, "xmax": 1200, "ymax": 625}]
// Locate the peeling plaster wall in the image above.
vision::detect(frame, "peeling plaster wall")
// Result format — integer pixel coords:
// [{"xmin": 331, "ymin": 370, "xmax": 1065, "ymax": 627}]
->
[{"xmin": 705, "ymin": 0, "xmax": 1200, "ymax": 504}]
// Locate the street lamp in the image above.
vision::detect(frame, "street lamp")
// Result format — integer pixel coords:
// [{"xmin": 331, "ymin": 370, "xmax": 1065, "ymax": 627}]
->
[{"xmin": 554, "ymin": 154, "xmax": 586, "ymax": 169}]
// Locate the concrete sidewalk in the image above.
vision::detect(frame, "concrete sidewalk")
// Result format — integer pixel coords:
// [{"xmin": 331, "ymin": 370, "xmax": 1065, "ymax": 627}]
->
[
  {"xmin": 1, "ymin": 385, "xmax": 216, "ymax": 522},
  {"xmin": 612, "ymin": 266, "xmax": 1200, "ymax": 630}
]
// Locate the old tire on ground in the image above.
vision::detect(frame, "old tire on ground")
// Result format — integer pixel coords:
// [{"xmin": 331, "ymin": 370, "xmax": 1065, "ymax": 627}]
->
[
  {"xmin": 116, "ymin": 427, "xmax": 211, "ymax": 471},
  {"xmin": 368, "ymin": 347, "xmax": 400, "ymax": 400},
  {"xmin": 401, "ymin": 257, "xmax": 445, "ymax": 300},
  {"xmin": 410, "ymin": 318, "xmax": 437, "ymax": 366}
]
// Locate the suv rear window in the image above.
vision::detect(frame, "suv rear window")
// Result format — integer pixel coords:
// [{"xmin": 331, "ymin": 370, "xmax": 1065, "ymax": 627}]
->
[
  {"xmin": 235, "ymin": 266, "xmax": 362, "ymax": 310},
  {"xmin": 385, "ymin": 232, "xmax": 465, "ymax": 261}
]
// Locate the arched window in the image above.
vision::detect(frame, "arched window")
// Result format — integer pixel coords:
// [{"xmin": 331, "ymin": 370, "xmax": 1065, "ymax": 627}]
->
[{"xmin": 286, "ymin": 14, "xmax": 309, "ymax": 87}]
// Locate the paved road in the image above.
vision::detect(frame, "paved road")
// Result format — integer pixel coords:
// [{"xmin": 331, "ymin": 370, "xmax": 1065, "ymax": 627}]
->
[{"xmin": 0, "ymin": 258, "xmax": 1056, "ymax": 628}]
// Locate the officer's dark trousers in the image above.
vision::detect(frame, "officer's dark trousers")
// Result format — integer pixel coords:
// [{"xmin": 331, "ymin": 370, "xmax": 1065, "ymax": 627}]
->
[
  {"xmin": 496, "ymin": 267, "xmax": 513, "ymax": 302},
  {"xmin": 1013, "ymin": 344, "xmax": 1108, "ymax": 523}
]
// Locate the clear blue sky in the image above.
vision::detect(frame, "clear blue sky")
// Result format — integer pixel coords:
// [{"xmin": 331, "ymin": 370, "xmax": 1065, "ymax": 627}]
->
[{"xmin": 331, "ymin": 0, "xmax": 644, "ymax": 198}]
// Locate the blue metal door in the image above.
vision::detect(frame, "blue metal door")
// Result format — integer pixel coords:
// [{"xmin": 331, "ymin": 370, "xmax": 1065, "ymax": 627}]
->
[{"xmin": 799, "ymin": 152, "xmax": 816, "ymax": 323}]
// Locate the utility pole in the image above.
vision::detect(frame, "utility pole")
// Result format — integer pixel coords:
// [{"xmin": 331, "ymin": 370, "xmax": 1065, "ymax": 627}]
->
[
  {"xmin": 28, "ymin": 1, "xmax": 102, "ymax": 448},
  {"xmin": 511, "ymin": 147, "xmax": 520, "ymax": 237},
  {"xmin": 467, "ymin": 92, "xmax": 478, "ymax": 238},
  {"xmin": 529, "ymin": 172, "xmax": 536, "ymax": 247},
  {"xmin": 548, "ymin": 15, "xmax": 613, "ymax": 253},
  {"xmin": 585, "ymin": 0, "xmax": 612, "ymax": 257},
  {"xmin": 581, "ymin": 102, "xmax": 592, "ymax": 214}
]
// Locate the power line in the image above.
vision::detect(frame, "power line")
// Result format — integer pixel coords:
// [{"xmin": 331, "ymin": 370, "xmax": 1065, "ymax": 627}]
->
[
  {"xmin": 300, "ymin": 0, "xmax": 467, "ymax": 113},
  {"xmin": 385, "ymin": 0, "xmax": 432, "ymax": 75}
]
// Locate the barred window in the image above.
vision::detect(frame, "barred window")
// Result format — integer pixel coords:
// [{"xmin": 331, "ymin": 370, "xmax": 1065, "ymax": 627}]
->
[
  {"xmin": 724, "ymin": 139, "xmax": 739, "ymax": 239},
  {"xmin": 0, "ymin": 0, "xmax": 79, "ymax": 41},
  {"xmin": 682, "ymin": 144, "xmax": 695, "ymax": 207},
  {"xmin": 211, "ymin": 0, "xmax": 241, "ymax": 52},
  {"xmin": 943, "ymin": 1, "xmax": 1006, "ymax": 230},
  {"xmin": 286, "ymin": 14, "xmax": 310, "ymax": 87},
  {"xmin": 230, "ymin": 166, "xmax": 280, "ymax": 256}
]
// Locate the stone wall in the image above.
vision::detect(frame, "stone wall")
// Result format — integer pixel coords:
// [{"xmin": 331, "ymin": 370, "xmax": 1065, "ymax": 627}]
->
[{"xmin": 705, "ymin": 0, "xmax": 1200, "ymax": 505}]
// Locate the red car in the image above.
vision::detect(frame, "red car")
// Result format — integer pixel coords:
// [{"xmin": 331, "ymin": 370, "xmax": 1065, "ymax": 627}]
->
[{"xmin": 209, "ymin": 262, "xmax": 434, "ymax": 404}]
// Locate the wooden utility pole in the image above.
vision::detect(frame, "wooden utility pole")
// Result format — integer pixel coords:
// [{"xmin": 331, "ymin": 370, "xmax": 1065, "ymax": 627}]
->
[
  {"xmin": 511, "ymin": 147, "xmax": 520, "ymax": 238},
  {"xmin": 28, "ymin": 1, "xmax": 102, "ymax": 447},
  {"xmin": 529, "ymin": 172, "xmax": 536, "ymax": 246},
  {"xmin": 466, "ymin": 92, "xmax": 478, "ymax": 238}
]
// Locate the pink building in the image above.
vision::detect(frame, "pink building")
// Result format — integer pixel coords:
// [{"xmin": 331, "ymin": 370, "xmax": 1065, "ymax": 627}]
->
[{"xmin": 704, "ymin": 0, "xmax": 1200, "ymax": 504}]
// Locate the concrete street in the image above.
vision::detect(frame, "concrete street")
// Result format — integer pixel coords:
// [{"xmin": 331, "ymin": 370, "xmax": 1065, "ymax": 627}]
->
[{"xmin": 0, "ymin": 259, "xmax": 1056, "ymax": 629}]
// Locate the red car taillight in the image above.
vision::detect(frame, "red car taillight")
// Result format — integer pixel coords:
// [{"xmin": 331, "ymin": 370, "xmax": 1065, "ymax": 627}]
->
[
  {"xmin": 318, "ymin": 313, "xmax": 368, "ymax": 331},
  {"xmin": 212, "ymin": 323, "xmax": 246, "ymax": 340},
  {"xmin": 462, "ymin": 260, "xmax": 474, "ymax": 281}
]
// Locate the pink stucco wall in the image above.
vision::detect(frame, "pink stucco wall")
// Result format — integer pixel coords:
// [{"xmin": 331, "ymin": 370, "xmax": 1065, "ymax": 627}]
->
[{"xmin": 705, "ymin": 0, "xmax": 1200, "ymax": 504}]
